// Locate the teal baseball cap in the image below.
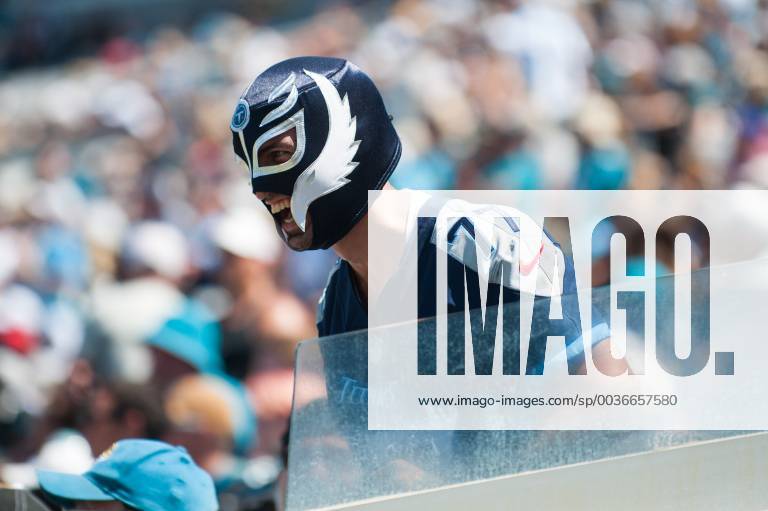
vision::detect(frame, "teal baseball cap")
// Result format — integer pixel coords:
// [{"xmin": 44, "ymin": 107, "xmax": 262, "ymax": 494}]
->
[
  {"xmin": 146, "ymin": 300, "xmax": 224, "ymax": 374},
  {"xmin": 37, "ymin": 439, "xmax": 218, "ymax": 511}
]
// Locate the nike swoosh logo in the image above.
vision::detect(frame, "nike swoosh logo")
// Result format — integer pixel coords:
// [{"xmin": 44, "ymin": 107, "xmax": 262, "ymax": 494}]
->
[{"xmin": 520, "ymin": 243, "xmax": 544, "ymax": 276}]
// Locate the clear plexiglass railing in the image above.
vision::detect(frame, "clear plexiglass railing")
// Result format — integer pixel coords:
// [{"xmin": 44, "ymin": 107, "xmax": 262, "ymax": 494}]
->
[{"xmin": 285, "ymin": 261, "xmax": 768, "ymax": 510}]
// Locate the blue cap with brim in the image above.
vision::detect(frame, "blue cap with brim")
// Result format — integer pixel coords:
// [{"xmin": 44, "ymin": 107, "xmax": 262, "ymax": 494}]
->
[
  {"xmin": 37, "ymin": 439, "xmax": 218, "ymax": 511},
  {"xmin": 37, "ymin": 471, "xmax": 114, "ymax": 502}
]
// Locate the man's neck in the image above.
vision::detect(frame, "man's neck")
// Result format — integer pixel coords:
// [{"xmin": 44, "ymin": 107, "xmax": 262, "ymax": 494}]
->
[
  {"xmin": 331, "ymin": 183, "xmax": 410, "ymax": 305},
  {"xmin": 333, "ymin": 212, "xmax": 369, "ymax": 301}
]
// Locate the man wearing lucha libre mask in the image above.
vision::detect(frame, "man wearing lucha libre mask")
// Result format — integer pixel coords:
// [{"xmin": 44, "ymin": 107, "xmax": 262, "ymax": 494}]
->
[{"xmin": 231, "ymin": 56, "xmax": 622, "ymax": 502}]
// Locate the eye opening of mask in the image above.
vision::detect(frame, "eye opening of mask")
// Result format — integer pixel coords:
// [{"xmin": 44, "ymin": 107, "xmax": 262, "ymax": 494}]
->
[
  {"xmin": 249, "ymin": 110, "xmax": 306, "ymax": 178},
  {"xmin": 257, "ymin": 127, "xmax": 297, "ymax": 167}
]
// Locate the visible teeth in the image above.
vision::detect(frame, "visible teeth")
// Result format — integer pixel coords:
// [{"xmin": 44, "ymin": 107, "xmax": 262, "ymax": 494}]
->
[{"xmin": 270, "ymin": 200, "xmax": 290, "ymax": 214}]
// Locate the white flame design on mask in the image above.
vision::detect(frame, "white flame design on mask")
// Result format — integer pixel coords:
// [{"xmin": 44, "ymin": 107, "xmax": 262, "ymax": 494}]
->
[
  {"xmin": 290, "ymin": 69, "xmax": 361, "ymax": 232},
  {"xmin": 260, "ymin": 73, "xmax": 299, "ymax": 127}
]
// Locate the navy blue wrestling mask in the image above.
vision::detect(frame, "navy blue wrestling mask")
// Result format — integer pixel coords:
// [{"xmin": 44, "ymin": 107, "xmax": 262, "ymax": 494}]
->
[{"xmin": 231, "ymin": 56, "xmax": 402, "ymax": 250}]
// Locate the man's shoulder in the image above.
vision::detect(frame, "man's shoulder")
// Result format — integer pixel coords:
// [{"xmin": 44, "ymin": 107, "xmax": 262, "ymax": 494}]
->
[
  {"xmin": 316, "ymin": 258, "xmax": 368, "ymax": 338},
  {"xmin": 316, "ymin": 259, "xmax": 347, "ymax": 333},
  {"xmin": 426, "ymin": 199, "xmax": 568, "ymax": 296}
]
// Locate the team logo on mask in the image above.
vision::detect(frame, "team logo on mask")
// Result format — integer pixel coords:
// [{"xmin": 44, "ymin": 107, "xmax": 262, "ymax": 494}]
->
[{"xmin": 230, "ymin": 99, "xmax": 250, "ymax": 131}]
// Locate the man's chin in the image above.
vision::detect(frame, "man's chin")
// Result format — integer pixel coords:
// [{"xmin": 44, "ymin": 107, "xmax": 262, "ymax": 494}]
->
[
  {"xmin": 271, "ymin": 217, "xmax": 314, "ymax": 251},
  {"xmin": 282, "ymin": 226, "xmax": 314, "ymax": 251},
  {"xmin": 285, "ymin": 234, "xmax": 313, "ymax": 251}
]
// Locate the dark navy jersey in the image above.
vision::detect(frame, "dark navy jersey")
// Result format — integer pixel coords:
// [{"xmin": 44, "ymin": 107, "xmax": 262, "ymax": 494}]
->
[
  {"xmin": 316, "ymin": 258, "xmax": 367, "ymax": 338},
  {"xmin": 317, "ymin": 204, "xmax": 603, "ymax": 335},
  {"xmin": 316, "ymin": 198, "xmax": 608, "ymax": 397}
]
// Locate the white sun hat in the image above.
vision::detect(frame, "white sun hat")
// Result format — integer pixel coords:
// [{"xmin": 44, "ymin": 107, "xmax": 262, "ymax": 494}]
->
[
  {"xmin": 211, "ymin": 206, "xmax": 281, "ymax": 264},
  {"xmin": 122, "ymin": 221, "xmax": 190, "ymax": 281}
]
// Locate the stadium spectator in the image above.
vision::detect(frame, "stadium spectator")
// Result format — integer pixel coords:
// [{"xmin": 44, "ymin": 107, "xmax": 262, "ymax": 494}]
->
[{"xmin": 37, "ymin": 439, "xmax": 218, "ymax": 511}]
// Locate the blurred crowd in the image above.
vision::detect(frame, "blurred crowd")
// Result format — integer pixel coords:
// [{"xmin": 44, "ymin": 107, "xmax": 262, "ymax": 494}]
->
[{"xmin": 1, "ymin": 0, "xmax": 767, "ymax": 509}]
